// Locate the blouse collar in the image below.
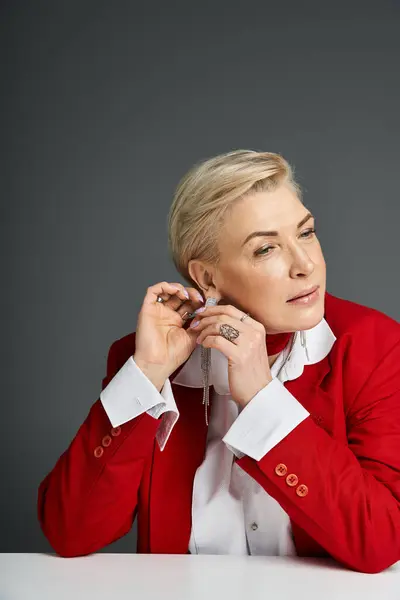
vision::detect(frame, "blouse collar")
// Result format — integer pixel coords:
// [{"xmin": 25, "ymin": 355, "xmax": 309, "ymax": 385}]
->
[{"xmin": 172, "ymin": 317, "xmax": 337, "ymax": 395}]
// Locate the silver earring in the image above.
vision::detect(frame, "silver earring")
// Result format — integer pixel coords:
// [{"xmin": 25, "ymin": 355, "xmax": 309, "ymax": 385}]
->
[
  {"xmin": 200, "ymin": 296, "xmax": 218, "ymax": 425},
  {"xmin": 300, "ymin": 330, "xmax": 310, "ymax": 362}
]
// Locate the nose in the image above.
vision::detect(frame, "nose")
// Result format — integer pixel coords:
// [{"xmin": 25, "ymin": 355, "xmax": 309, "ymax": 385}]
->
[{"xmin": 288, "ymin": 245, "xmax": 315, "ymax": 278}]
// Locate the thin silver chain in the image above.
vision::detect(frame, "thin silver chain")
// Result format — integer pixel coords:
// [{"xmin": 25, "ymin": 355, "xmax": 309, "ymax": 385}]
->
[
  {"xmin": 201, "ymin": 345, "xmax": 211, "ymax": 425},
  {"xmin": 200, "ymin": 297, "xmax": 218, "ymax": 425}
]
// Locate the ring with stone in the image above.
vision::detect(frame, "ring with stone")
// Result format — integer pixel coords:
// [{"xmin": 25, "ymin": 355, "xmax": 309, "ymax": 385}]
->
[{"xmin": 219, "ymin": 323, "xmax": 240, "ymax": 342}]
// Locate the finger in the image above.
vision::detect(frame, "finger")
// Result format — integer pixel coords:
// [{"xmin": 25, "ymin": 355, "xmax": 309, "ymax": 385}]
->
[
  {"xmin": 155, "ymin": 286, "xmax": 202, "ymax": 319},
  {"xmin": 144, "ymin": 281, "xmax": 190, "ymax": 306},
  {"xmin": 200, "ymin": 333, "xmax": 240, "ymax": 360},
  {"xmin": 176, "ymin": 287, "xmax": 204, "ymax": 317},
  {"xmin": 190, "ymin": 313, "xmax": 247, "ymax": 332},
  {"xmin": 194, "ymin": 319, "xmax": 242, "ymax": 346},
  {"xmin": 193, "ymin": 304, "xmax": 246, "ymax": 321},
  {"xmin": 176, "ymin": 300, "xmax": 203, "ymax": 321},
  {"xmin": 193, "ymin": 304, "xmax": 261, "ymax": 329},
  {"xmin": 171, "ymin": 285, "xmax": 203, "ymax": 311},
  {"xmin": 186, "ymin": 286, "xmax": 205, "ymax": 305}
]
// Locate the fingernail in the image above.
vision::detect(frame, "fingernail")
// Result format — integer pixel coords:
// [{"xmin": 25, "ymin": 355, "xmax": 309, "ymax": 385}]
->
[
  {"xmin": 196, "ymin": 293, "xmax": 204, "ymax": 302},
  {"xmin": 183, "ymin": 289, "xmax": 189, "ymax": 298},
  {"xmin": 190, "ymin": 320, "xmax": 200, "ymax": 328},
  {"xmin": 194, "ymin": 306, "xmax": 206, "ymax": 314}
]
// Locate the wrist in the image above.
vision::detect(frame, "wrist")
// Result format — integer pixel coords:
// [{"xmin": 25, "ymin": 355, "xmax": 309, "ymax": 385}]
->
[
  {"xmin": 133, "ymin": 355, "xmax": 169, "ymax": 392},
  {"xmin": 236, "ymin": 375, "xmax": 274, "ymax": 410}
]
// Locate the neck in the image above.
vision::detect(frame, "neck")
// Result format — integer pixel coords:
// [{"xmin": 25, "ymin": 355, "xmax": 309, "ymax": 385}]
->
[
  {"xmin": 265, "ymin": 330, "xmax": 294, "ymax": 368},
  {"xmin": 268, "ymin": 352, "xmax": 281, "ymax": 369},
  {"xmin": 266, "ymin": 330, "xmax": 293, "ymax": 355}
]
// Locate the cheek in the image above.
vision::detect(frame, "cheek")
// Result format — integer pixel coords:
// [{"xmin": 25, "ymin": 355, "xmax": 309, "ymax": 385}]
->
[
  {"xmin": 263, "ymin": 260, "xmax": 288, "ymax": 280},
  {"xmin": 254, "ymin": 257, "xmax": 289, "ymax": 297},
  {"xmin": 222, "ymin": 258, "xmax": 287, "ymax": 296}
]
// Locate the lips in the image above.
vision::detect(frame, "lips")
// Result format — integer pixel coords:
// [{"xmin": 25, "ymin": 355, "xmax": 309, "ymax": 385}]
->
[{"xmin": 287, "ymin": 285, "xmax": 319, "ymax": 302}]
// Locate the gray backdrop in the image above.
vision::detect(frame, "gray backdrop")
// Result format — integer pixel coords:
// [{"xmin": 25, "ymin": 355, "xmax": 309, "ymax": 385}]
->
[{"xmin": 1, "ymin": 0, "xmax": 399, "ymax": 554}]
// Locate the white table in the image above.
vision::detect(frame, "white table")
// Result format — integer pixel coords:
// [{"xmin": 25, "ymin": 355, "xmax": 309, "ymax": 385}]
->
[{"xmin": 1, "ymin": 553, "xmax": 399, "ymax": 600}]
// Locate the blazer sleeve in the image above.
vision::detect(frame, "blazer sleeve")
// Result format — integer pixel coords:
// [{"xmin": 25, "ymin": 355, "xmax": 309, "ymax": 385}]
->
[
  {"xmin": 37, "ymin": 337, "xmax": 160, "ymax": 558},
  {"xmin": 235, "ymin": 319, "xmax": 400, "ymax": 574}
]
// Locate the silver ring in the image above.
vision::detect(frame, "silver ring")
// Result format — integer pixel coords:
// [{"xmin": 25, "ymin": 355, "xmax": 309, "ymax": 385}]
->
[
  {"xmin": 240, "ymin": 312, "xmax": 250, "ymax": 322},
  {"xmin": 156, "ymin": 295, "xmax": 165, "ymax": 303}
]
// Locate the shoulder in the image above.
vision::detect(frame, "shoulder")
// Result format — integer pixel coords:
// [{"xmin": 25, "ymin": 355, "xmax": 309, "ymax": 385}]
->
[
  {"xmin": 324, "ymin": 291, "xmax": 400, "ymax": 405},
  {"xmin": 325, "ymin": 290, "xmax": 400, "ymax": 347}
]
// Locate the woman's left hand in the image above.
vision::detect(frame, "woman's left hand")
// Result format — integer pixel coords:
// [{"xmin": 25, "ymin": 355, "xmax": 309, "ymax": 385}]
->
[{"xmin": 190, "ymin": 304, "xmax": 273, "ymax": 409}]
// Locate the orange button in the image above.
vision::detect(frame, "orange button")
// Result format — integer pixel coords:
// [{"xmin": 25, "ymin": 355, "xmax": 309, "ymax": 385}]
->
[
  {"xmin": 296, "ymin": 484, "xmax": 309, "ymax": 497},
  {"xmin": 111, "ymin": 426, "xmax": 121, "ymax": 437},
  {"xmin": 94, "ymin": 446, "xmax": 104, "ymax": 458},
  {"xmin": 102, "ymin": 435, "xmax": 112, "ymax": 447},
  {"xmin": 286, "ymin": 473, "xmax": 299, "ymax": 487},
  {"xmin": 275, "ymin": 463, "xmax": 288, "ymax": 477}
]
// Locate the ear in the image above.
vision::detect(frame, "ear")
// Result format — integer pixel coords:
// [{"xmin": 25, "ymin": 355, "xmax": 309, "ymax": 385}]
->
[{"xmin": 188, "ymin": 258, "xmax": 213, "ymax": 292}]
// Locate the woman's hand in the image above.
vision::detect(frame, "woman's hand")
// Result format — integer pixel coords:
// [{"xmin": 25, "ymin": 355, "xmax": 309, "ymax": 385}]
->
[
  {"xmin": 190, "ymin": 304, "xmax": 273, "ymax": 409},
  {"xmin": 133, "ymin": 281, "xmax": 205, "ymax": 390}
]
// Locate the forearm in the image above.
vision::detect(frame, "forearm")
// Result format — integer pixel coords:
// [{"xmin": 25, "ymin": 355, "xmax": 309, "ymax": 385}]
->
[
  {"xmin": 37, "ymin": 397, "xmax": 159, "ymax": 557},
  {"xmin": 236, "ymin": 416, "xmax": 400, "ymax": 573}
]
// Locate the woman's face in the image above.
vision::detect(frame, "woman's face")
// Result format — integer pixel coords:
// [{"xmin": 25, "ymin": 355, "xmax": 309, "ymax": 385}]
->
[{"xmin": 211, "ymin": 184, "xmax": 326, "ymax": 334}]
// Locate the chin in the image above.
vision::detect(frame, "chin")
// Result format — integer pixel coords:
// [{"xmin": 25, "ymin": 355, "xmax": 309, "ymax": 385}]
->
[{"xmin": 287, "ymin": 297, "xmax": 325, "ymax": 331}]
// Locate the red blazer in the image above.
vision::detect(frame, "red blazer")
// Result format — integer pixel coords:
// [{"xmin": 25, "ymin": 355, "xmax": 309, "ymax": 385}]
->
[{"xmin": 37, "ymin": 291, "xmax": 400, "ymax": 573}]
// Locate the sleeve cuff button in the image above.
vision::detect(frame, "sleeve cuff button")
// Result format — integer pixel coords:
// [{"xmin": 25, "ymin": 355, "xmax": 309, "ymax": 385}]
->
[
  {"xmin": 286, "ymin": 474, "xmax": 299, "ymax": 487},
  {"xmin": 275, "ymin": 463, "xmax": 288, "ymax": 476},
  {"xmin": 296, "ymin": 484, "xmax": 309, "ymax": 497},
  {"xmin": 94, "ymin": 446, "xmax": 104, "ymax": 458}
]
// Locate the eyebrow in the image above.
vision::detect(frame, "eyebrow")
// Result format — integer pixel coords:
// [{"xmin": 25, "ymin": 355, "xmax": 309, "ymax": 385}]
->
[{"xmin": 241, "ymin": 212, "xmax": 315, "ymax": 247}]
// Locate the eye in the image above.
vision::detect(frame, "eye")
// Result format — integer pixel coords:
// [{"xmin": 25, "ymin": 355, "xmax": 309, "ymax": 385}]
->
[
  {"xmin": 254, "ymin": 228, "xmax": 317, "ymax": 256},
  {"xmin": 255, "ymin": 245, "xmax": 274, "ymax": 256},
  {"xmin": 300, "ymin": 227, "xmax": 316, "ymax": 238}
]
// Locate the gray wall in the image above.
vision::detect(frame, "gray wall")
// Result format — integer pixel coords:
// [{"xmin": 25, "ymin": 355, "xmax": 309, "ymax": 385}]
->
[{"xmin": 1, "ymin": 0, "xmax": 399, "ymax": 553}]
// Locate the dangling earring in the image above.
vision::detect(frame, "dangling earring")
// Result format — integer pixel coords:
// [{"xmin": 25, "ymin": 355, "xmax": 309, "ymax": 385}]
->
[
  {"xmin": 200, "ymin": 296, "xmax": 218, "ymax": 425},
  {"xmin": 300, "ymin": 330, "xmax": 310, "ymax": 362}
]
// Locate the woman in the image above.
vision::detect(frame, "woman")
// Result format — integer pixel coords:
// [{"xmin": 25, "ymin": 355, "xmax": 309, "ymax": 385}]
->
[{"xmin": 37, "ymin": 149, "xmax": 400, "ymax": 573}]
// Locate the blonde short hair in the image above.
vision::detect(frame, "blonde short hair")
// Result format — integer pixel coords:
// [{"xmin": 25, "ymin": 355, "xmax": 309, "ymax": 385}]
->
[{"xmin": 167, "ymin": 149, "xmax": 302, "ymax": 291}]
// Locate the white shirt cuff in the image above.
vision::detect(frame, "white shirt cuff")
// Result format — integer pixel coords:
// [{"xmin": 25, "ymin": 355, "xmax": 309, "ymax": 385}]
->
[
  {"xmin": 222, "ymin": 377, "xmax": 310, "ymax": 461},
  {"xmin": 100, "ymin": 356, "xmax": 179, "ymax": 451}
]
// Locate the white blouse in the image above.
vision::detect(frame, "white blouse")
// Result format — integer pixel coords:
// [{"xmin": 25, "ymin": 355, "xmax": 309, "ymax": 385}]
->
[{"xmin": 100, "ymin": 317, "xmax": 336, "ymax": 556}]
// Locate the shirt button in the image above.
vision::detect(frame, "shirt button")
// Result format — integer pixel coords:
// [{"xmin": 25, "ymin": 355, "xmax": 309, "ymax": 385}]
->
[
  {"xmin": 102, "ymin": 435, "xmax": 112, "ymax": 447},
  {"xmin": 111, "ymin": 426, "xmax": 121, "ymax": 437},
  {"xmin": 250, "ymin": 522, "xmax": 258, "ymax": 531}
]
